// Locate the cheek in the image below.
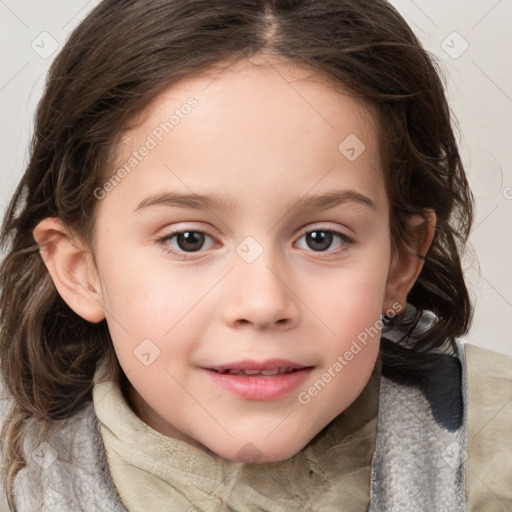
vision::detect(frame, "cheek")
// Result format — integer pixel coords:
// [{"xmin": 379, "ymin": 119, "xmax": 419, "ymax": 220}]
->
[
  {"xmin": 301, "ymin": 246, "xmax": 390, "ymax": 375},
  {"xmin": 97, "ymin": 255, "xmax": 206, "ymax": 370},
  {"xmin": 307, "ymin": 257, "xmax": 390, "ymax": 331},
  {"xmin": 97, "ymin": 244, "xmax": 172, "ymax": 323},
  {"xmin": 307, "ymin": 276, "xmax": 384, "ymax": 412}
]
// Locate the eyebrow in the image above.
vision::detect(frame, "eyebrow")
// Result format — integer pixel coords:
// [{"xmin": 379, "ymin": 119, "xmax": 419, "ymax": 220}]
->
[{"xmin": 133, "ymin": 189, "xmax": 377, "ymax": 214}]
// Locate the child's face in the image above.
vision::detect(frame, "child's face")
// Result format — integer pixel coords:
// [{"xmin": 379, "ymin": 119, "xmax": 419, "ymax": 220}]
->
[{"xmin": 76, "ymin": 57, "xmax": 416, "ymax": 462}]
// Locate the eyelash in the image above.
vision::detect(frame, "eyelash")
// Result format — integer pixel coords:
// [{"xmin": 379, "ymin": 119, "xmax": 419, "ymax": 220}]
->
[{"xmin": 155, "ymin": 225, "xmax": 355, "ymax": 259}]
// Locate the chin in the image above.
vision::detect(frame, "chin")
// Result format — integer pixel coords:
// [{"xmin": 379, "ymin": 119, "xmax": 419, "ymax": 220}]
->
[{"xmin": 208, "ymin": 436, "xmax": 310, "ymax": 464}]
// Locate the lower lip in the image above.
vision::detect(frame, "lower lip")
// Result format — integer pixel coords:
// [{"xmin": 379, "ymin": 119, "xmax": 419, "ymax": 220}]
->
[{"xmin": 202, "ymin": 368, "xmax": 313, "ymax": 401}]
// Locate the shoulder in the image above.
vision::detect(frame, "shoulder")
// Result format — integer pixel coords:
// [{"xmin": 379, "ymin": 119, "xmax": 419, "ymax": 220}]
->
[
  {"xmin": 462, "ymin": 342, "xmax": 512, "ymax": 512},
  {"xmin": 464, "ymin": 341, "xmax": 512, "ymax": 380},
  {"xmin": 18, "ymin": 403, "xmax": 125, "ymax": 511},
  {"xmin": 0, "ymin": 382, "xmax": 124, "ymax": 512}
]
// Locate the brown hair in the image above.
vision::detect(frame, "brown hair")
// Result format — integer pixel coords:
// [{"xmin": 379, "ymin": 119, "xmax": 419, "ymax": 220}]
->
[{"xmin": 0, "ymin": 0, "xmax": 474, "ymax": 507}]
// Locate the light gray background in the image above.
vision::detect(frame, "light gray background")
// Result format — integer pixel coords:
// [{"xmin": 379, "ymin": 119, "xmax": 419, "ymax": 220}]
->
[{"xmin": 1, "ymin": 0, "xmax": 511, "ymax": 355}]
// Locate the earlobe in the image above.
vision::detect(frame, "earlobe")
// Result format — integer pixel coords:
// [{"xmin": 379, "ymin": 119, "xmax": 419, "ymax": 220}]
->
[
  {"xmin": 383, "ymin": 210, "xmax": 436, "ymax": 315},
  {"xmin": 32, "ymin": 217, "xmax": 105, "ymax": 323}
]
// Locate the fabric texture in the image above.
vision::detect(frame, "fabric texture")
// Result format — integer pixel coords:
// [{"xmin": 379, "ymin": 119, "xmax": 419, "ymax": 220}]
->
[
  {"xmin": 0, "ymin": 305, "xmax": 510, "ymax": 511},
  {"xmin": 7, "ymin": 401, "xmax": 126, "ymax": 512},
  {"xmin": 369, "ymin": 335, "xmax": 467, "ymax": 511},
  {"xmin": 464, "ymin": 342, "xmax": 512, "ymax": 512}
]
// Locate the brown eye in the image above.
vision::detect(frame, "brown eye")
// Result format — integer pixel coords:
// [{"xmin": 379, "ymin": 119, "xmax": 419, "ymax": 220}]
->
[
  {"xmin": 158, "ymin": 230, "xmax": 215, "ymax": 255},
  {"xmin": 306, "ymin": 230, "xmax": 334, "ymax": 251},
  {"xmin": 173, "ymin": 231, "xmax": 206, "ymax": 252},
  {"xmin": 295, "ymin": 228, "xmax": 353, "ymax": 254}
]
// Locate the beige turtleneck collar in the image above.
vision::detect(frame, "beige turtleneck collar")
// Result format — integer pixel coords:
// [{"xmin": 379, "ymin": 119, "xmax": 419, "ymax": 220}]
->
[{"xmin": 92, "ymin": 358, "xmax": 381, "ymax": 512}]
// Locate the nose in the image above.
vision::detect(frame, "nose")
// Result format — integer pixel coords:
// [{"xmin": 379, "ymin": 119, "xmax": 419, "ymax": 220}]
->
[{"xmin": 222, "ymin": 251, "xmax": 300, "ymax": 330}]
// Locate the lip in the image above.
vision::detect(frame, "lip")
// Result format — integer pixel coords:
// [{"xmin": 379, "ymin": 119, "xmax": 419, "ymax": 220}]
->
[
  {"xmin": 201, "ymin": 359, "xmax": 314, "ymax": 401},
  {"xmin": 204, "ymin": 358, "xmax": 307, "ymax": 372}
]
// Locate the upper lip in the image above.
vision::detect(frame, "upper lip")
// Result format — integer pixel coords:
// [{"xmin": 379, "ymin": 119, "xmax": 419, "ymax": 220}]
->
[{"xmin": 204, "ymin": 359, "xmax": 311, "ymax": 372}]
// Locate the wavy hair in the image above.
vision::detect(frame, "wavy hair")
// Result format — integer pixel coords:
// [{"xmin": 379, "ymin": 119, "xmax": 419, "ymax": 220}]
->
[{"xmin": 0, "ymin": 0, "xmax": 474, "ymax": 507}]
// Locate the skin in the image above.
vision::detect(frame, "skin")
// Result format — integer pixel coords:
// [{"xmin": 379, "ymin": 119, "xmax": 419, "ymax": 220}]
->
[{"xmin": 33, "ymin": 54, "xmax": 436, "ymax": 463}]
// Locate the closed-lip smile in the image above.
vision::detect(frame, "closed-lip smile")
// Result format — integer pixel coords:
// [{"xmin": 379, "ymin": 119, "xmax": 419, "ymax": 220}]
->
[{"xmin": 202, "ymin": 358, "xmax": 314, "ymax": 400}]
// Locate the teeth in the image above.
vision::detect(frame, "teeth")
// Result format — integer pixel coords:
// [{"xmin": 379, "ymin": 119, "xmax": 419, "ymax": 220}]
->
[{"xmin": 219, "ymin": 367, "xmax": 297, "ymax": 376}]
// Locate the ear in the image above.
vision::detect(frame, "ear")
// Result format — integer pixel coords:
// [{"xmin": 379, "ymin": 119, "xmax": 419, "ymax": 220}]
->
[
  {"xmin": 382, "ymin": 210, "xmax": 436, "ymax": 316},
  {"xmin": 32, "ymin": 217, "xmax": 105, "ymax": 323}
]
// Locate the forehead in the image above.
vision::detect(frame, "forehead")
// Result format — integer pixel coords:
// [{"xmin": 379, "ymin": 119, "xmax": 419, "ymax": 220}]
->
[
  {"xmin": 133, "ymin": 55, "xmax": 379, "ymax": 146},
  {"xmin": 101, "ymin": 55, "xmax": 386, "ymax": 218}
]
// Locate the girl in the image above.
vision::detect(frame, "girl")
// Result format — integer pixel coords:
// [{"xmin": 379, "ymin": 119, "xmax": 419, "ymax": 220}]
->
[{"xmin": 0, "ymin": 0, "xmax": 510, "ymax": 511}]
